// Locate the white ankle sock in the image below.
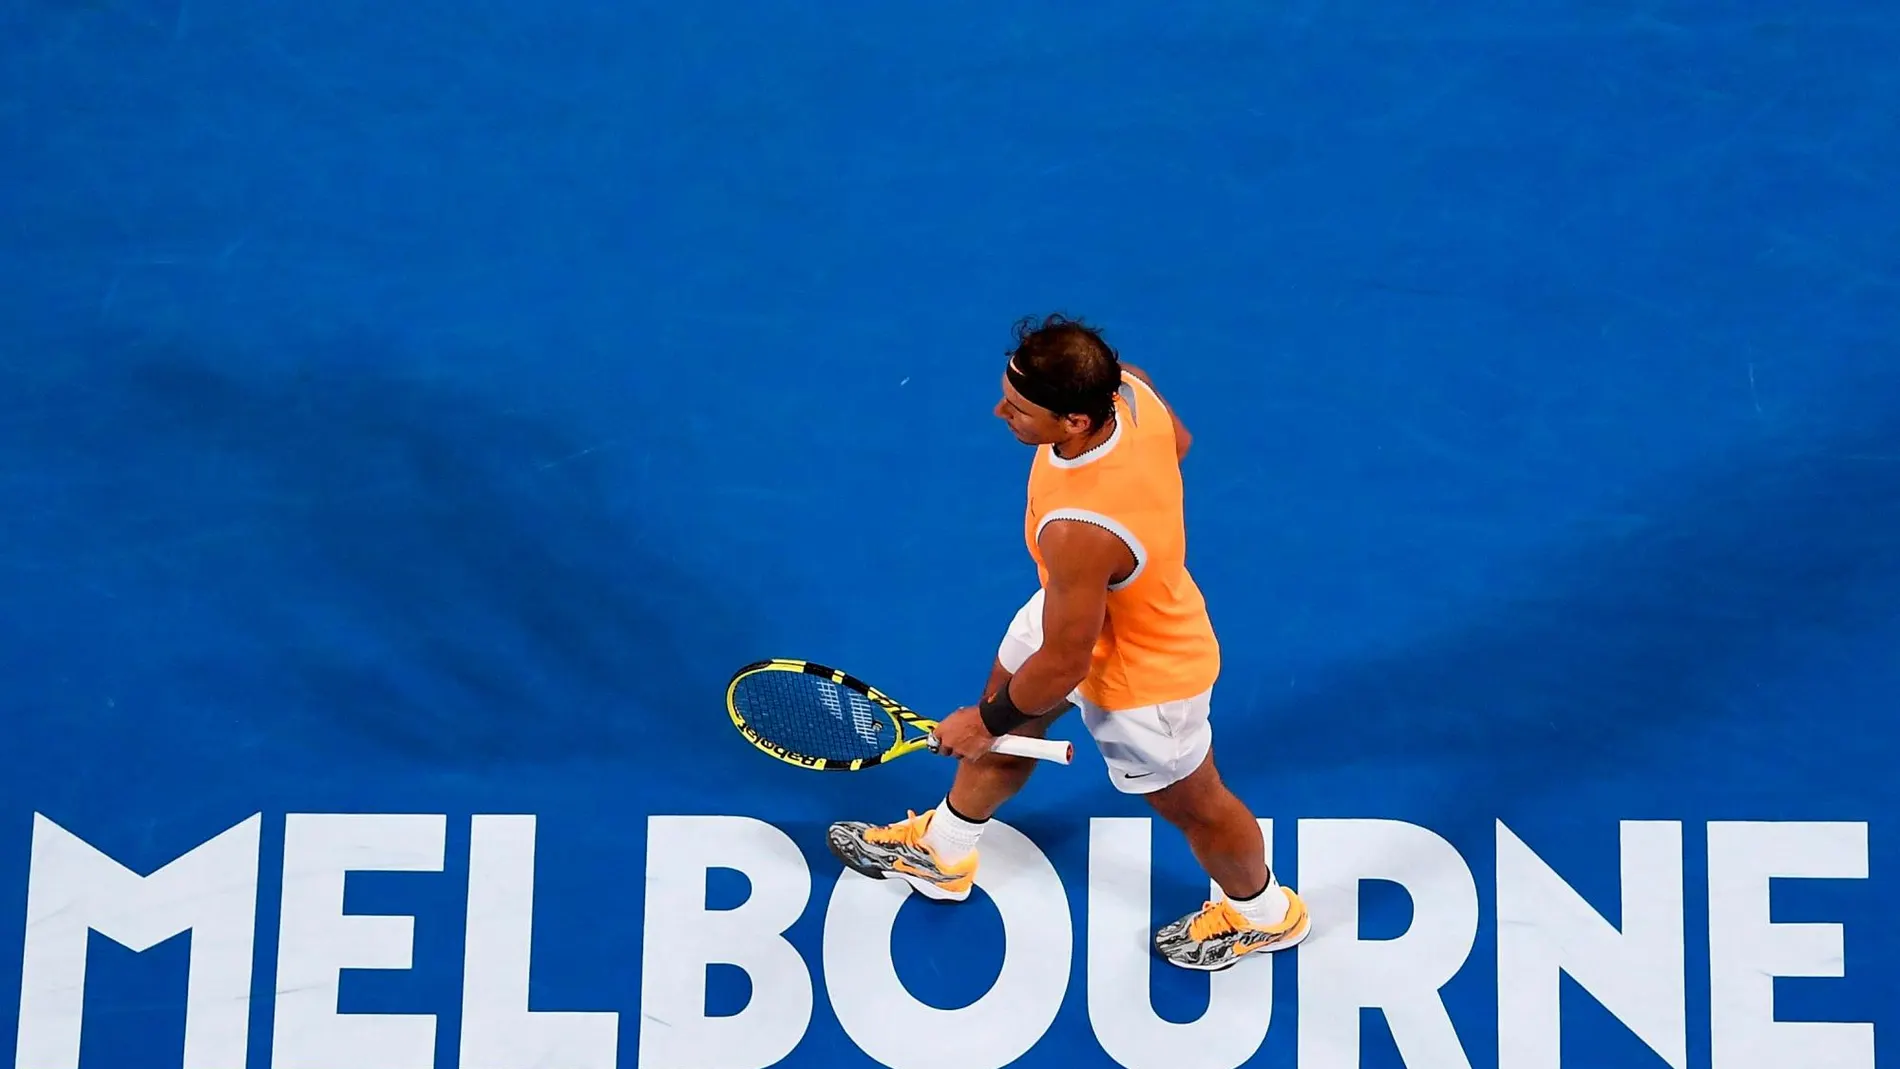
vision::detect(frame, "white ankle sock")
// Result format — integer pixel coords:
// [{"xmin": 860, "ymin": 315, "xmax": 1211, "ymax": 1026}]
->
[
  {"xmin": 919, "ymin": 799, "xmax": 986, "ymax": 865},
  {"xmin": 1230, "ymin": 872, "xmax": 1289, "ymax": 927}
]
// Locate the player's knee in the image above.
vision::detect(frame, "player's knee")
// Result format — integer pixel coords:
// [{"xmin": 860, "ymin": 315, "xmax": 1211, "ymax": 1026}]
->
[
  {"xmin": 1141, "ymin": 755, "xmax": 1225, "ymax": 823},
  {"xmin": 1143, "ymin": 787, "xmax": 1204, "ymax": 830}
]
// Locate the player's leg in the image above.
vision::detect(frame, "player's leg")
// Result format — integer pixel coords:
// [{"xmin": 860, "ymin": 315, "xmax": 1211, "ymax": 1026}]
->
[
  {"xmin": 1143, "ymin": 749, "xmax": 1309, "ymax": 969},
  {"xmin": 1143, "ymin": 750, "xmax": 1269, "ymax": 900},
  {"xmin": 823, "ymin": 661, "xmax": 1068, "ymax": 902},
  {"xmin": 825, "ymin": 592, "xmax": 1071, "ymax": 903},
  {"xmin": 1080, "ymin": 690, "xmax": 1310, "ymax": 969}
]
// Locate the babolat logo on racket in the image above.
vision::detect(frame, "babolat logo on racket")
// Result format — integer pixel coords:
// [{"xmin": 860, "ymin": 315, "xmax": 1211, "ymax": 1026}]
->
[
  {"xmin": 731, "ymin": 719, "xmax": 821, "ymax": 765},
  {"xmin": 815, "ymin": 679, "xmax": 886, "ymax": 748}
]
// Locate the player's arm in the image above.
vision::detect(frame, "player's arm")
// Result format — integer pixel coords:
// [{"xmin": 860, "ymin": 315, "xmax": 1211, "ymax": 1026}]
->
[
  {"xmin": 1119, "ymin": 362, "xmax": 1192, "ymax": 460},
  {"xmin": 993, "ymin": 520, "xmax": 1128, "ymax": 718}
]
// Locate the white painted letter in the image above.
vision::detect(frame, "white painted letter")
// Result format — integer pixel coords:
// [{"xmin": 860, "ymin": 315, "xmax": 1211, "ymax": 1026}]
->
[
  {"xmin": 824, "ymin": 819, "xmax": 1069, "ymax": 1069},
  {"xmin": 638, "ymin": 815, "xmax": 812, "ymax": 1069},
  {"xmin": 1496, "ymin": 820, "xmax": 1686, "ymax": 1069},
  {"xmin": 460, "ymin": 815, "xmax": 618, "ymax": 1068},
  {"xmin": 15, "ymin": 813, "xmax": 262, "ymax": 1069},
  {"xmin": 1708, "ymin": 821, "xmax": 1873, "ymax": 1069},
  {"xmin": 1087, "ymin": 816, "xmax": 1275, "ymax": 1069},
  {"xmin": 271, "ymin": 813, "xmax": 447, "ymax": 1069},
  {"xmin": 1297, "ymin": 818, "xmax": 1478, "ymax": 1069}
]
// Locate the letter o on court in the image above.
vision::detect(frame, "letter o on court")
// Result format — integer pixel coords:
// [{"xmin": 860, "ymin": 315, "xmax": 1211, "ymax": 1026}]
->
[{"xmin": 822, "ymin": 820, "xmax": 1071, "ymax": 1069}]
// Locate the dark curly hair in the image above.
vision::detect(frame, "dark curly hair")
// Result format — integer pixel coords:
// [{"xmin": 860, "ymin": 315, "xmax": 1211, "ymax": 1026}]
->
[{"xmin": 1006, "ymin": 313, "xmax": 1122, "ymax": 428}]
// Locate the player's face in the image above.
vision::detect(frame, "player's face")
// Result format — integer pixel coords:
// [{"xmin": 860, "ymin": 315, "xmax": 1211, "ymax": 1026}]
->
[{"xmin": 995, "ymin": 375, "xmax": 1065, "ymax": 445}]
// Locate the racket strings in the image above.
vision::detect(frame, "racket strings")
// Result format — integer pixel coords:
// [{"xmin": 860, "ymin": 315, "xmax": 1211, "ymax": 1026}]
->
[{"xmin": 731, "ymin": 672, "xmax": 900, "ymax": 762}]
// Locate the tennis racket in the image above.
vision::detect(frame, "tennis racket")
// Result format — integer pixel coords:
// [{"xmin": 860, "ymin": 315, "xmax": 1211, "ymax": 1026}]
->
[{"xmin": 725, "ymin": 658, "xmax": 1074, "ymax": 771}]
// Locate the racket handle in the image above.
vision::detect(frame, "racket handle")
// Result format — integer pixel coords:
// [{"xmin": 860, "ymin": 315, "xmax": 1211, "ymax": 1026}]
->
[{"xmin": 989, "ymin": 734, "xmax": 1074, "ymax": 764}]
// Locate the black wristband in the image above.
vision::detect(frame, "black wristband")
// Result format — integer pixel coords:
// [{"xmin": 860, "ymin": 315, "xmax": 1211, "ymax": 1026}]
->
[{"xmin": 978, "ymin": 685, "xmax": 1034, "ymax": 736}]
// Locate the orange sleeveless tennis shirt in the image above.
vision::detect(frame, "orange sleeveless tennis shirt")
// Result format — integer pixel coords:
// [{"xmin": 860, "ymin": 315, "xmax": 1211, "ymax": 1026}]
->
[{"xmin": 1023, "ymin": 371, "xmax": 1220, "ymax": 711}]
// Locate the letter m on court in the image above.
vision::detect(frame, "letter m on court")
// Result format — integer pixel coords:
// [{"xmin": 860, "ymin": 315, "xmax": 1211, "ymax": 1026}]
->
[{"xmin": 15, "ymin": 813, "xmax": 263, "ymax": 1069}]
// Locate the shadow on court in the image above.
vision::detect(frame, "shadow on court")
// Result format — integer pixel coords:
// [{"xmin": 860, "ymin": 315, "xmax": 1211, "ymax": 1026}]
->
[
  {"xmin": 1227, "ymin": 395, "xmax": 1900, "ymax": 819},
  {"xmin": 74, "ymin": 331, "xmax": 755, "ymax": 766}
]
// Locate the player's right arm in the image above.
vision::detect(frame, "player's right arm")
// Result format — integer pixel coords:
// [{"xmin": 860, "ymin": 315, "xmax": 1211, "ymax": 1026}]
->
[{"xmin": 1119, "ymin": 362, "xmax": 1192, "ymax": 461}]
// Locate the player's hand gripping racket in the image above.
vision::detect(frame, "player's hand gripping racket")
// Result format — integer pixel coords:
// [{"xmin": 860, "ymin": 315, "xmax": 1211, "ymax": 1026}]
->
[{"xmin": 725, "ymin": 658, "xmax": 1073, "ymax": 771}]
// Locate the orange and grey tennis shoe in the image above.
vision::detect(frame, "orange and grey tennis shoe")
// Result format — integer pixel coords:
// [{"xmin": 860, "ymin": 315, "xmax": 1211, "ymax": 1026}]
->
[
  {"xmin": 1154, "ymin": 887, "xmax": 1311, "ymax": 970},
  {"xmin": 826, "ymin": 809, "xmax": 978, "ymax": 902}
]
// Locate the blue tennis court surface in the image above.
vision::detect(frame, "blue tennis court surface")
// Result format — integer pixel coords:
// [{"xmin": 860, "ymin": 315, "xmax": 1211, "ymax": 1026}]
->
[{"xmin": 3, "ymin": 1, "xmax": 1895, "ymax": 1066}]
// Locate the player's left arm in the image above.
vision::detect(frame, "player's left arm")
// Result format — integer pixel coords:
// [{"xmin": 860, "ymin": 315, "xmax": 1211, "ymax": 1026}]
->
[{"xmin": 1002, "ymin": 519, "xmax": 1129, "ymax": 716}]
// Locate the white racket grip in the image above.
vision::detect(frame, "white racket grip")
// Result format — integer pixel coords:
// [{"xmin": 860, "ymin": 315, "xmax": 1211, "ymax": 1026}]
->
[{"xmin": 989, "ymin": 734, "xmax": 1073, "ymax": 764}]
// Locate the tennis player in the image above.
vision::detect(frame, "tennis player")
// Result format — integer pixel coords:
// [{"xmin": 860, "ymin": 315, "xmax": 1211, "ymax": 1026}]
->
[{"xmin": 827, "ymin": 314, "xmax": 1310, "ymax": 970}]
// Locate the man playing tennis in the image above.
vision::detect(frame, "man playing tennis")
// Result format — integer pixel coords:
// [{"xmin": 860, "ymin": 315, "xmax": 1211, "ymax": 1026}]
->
[{"xmin": 827, "ymin": 314, "xmax": 1311, "ymax": 970}]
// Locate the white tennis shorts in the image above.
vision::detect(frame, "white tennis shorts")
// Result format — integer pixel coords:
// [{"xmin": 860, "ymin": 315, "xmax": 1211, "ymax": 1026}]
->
[{"xmin": 995, "ymin": 589, "xmax": 1213, "ymax": 795}]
